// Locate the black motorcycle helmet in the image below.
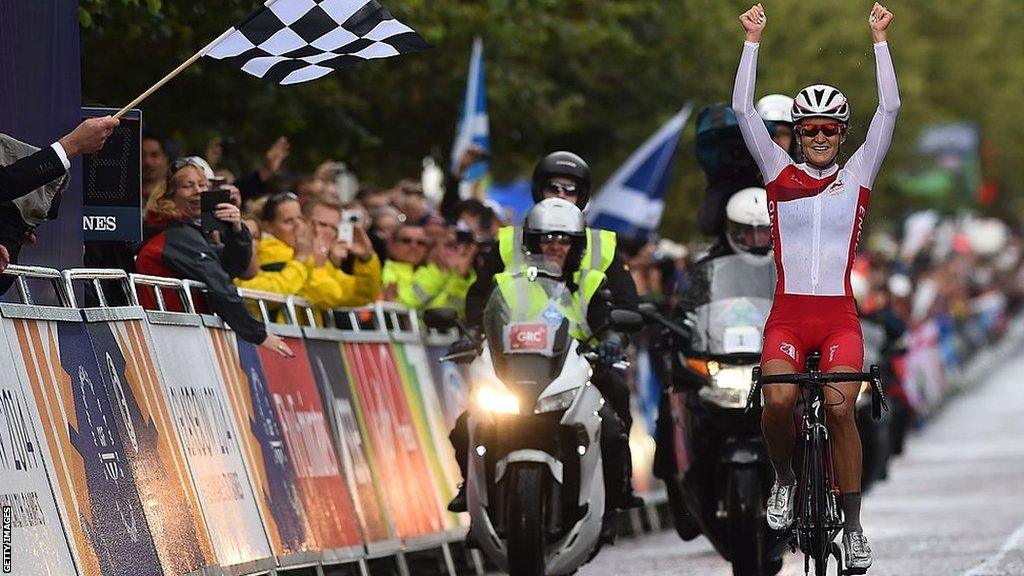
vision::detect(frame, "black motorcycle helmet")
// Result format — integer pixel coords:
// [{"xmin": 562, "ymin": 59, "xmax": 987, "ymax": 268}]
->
[{"xmin": 530, "ymin": 151, "xmax": 592, "ymax": 208}]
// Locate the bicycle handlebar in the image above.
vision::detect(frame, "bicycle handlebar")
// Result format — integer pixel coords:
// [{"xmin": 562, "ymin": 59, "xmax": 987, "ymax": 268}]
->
[
  {"xmin": 758, "ymin": 371, "xmax": 876, "ymax": 385},
  {"xmin": 746, "ymin": 365, "xmax": 889, "ymax": 420}
]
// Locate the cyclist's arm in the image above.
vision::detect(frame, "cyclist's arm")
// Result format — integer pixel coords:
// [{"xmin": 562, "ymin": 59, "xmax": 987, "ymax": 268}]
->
[
  {"xmin": 732, "ymin": 41, "xmax": 791, "ymax": 183},
  {"xmin": 847, "ymin": 41, "xmax": 901, "ymax": 189}
]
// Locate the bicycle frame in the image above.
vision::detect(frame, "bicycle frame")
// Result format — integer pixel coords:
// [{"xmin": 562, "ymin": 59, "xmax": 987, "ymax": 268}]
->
[{"xmin": 746, "ymin": 356, "xmax": 887, "ymax": 574}]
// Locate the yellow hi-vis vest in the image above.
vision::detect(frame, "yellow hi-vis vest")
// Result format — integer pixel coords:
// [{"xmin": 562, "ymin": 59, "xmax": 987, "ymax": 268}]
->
[
  {"xmin": 497, "ymin": 226, "xmax": 617, "ymax": 273},
  {"xmin": 493, "ymin": 267, "xmax": 607, "ymax": 341}
]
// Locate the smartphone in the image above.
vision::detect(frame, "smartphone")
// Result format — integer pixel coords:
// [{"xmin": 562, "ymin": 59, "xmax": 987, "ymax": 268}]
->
[
  {"xmin": 337, "ymin": 222, "xmax": 354, "ymax": 245},
  {"xmin": 200, "ymin": 187, "xmax": 232, "ymax": 235},
  {"xmin": 200, "ymin": 188, "xmax": 231, "ymax": 212},
  {"xmin": 341, "ymin": 209, "xmax": 364, "ymax": 227}
]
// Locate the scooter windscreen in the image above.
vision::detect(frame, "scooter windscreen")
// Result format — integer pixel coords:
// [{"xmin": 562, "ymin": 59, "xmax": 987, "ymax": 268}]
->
[{"xmin": 482, "ymin": 258, "xmax": 578, "ymax": 401}]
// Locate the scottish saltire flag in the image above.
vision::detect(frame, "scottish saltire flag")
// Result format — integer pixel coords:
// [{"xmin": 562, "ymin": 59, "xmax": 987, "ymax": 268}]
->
[
  {"xmin": 451, "ymin": 36, "xmax": 490, "ymax": 188},
  {"xmin": 203, "ymin": 0, "xmax": 430, "ymax": 85},
  {"xmin": 587, "ymin": 104, "xmax": 693, "ymax": 240}
]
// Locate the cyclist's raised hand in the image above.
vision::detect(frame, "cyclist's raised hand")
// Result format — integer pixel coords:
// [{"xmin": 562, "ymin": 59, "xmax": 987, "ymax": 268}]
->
[
  {"xmin": 869, "ymin": 3, "xmax": 893, "ymax": 43},
  {"xmin": 738, "ymin": 3, "xmax": 766, "ymax": 43}
]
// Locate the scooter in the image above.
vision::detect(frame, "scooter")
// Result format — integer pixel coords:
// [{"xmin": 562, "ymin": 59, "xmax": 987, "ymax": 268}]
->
[
  {"xmin": 647, "ymin": 254, "xmax": 783, "ymax": 576},
  {"xmin": 424, "ymin": 264, "xmax": 642, "ymax": 576}
]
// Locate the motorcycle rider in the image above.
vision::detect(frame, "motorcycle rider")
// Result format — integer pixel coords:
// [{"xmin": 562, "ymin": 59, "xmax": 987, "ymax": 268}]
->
[
  {"xmin": 735, "ymin": 3, "xmax": 899, "ymax": 571},
  {"xmin": 700, "ymin": 186, "xmax": 772, "ymax": 263},
  {"xmin": 756, "ymin": 94, "xmax": 797, "ymax": 158},
  {"xmin": 448, "ymin": 154, "xmax": 642, "ymax": 516}
]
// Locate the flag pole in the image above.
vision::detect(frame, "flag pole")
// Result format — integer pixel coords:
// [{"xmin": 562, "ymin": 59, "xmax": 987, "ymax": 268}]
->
[
  {"xmin": 113, "ymin": 27, "xmax": 236, "ymax": 119},
  {"xmin": 111, "ymin": 0, "xmax": 282, "ymax": 119}
]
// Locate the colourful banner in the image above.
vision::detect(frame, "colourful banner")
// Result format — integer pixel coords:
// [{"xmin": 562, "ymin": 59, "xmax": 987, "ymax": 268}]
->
[
  {"xmin": 207, "ymin": 328, "xmax": 311, "ymax": 556},
  {"xmin": 304, "ymin": 339, "xmax": 396, "ymax": 546},
  {"xmin": 256, "ymin": 337, "xmax": 363, "ymax": 551},
  {"xmin": 342, "ymin": 342, "xmax": 444, "ymax": 539},
  {"xmin": 10, "ymin": 318, "xmax": 164, "ymax": 576},
  {"xmin": 145, "ymin": 321, "xmax": 273, "ymax": 567},
  {"xmin": 392, "ymin": 343, "xmax": 465, "ymax": 529},
  {"xmin": 0, "ymin": 320, "xmax": 77, "ymax": 576}
]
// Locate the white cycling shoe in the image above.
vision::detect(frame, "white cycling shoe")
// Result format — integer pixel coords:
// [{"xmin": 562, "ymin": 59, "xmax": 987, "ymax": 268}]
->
[
  {"xmin": 843, "ymin": 530, "xmax": 873, "ymax": 574},
  {"xmin": 766, "ymin": 481, "xmax": 796, "ymax": 530}
]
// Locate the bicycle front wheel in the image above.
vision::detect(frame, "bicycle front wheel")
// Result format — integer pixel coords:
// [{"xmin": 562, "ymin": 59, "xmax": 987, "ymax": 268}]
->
[{"xmin": 809, "ymin": 426, "xmax": 832, "ymax": 575}]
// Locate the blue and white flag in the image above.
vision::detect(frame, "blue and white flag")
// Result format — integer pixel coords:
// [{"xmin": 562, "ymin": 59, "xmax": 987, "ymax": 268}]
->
[
  {"xmin": 587, "ymin": 104, "xmax": 693, "ymax": 240},
  {"xmin": 451, "ymin": 36, "xmax": 490, "ymax": 187}
]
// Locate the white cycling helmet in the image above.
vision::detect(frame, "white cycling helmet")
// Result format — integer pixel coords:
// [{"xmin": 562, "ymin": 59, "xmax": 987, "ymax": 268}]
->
[
  {"xmin": 756, "ymin": 94, "xmax": 794, "ymax": 124},
  {"xmin": 792, "ymin": 84, "xmax": 850, "ymax": 123},
  {"xmin": 725, "ymin": 187, "xmax": 772, "ymax": 259}
]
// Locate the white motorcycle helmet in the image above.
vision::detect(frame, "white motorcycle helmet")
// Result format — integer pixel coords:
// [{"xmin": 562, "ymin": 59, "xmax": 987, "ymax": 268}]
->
[
  {"xmin": 725, "ymin": 187, "xmax": 772, "ymax": 261},
  {"xmin": 756, "ymin": 94, "xmax": 794, "ymax": 124}
]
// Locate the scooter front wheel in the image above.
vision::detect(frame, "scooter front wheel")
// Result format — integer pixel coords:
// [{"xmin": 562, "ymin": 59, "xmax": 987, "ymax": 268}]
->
[{"xmin": 506, "ymin": 464, "xmax": 547, "ymax": 576}]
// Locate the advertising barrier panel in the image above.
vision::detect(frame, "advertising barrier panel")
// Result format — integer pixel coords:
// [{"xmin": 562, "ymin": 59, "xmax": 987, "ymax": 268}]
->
[
  {"xmin": 424, "ymin": 344, "xmax": 470, "ymax": 430},
  {"xmin": 392, "ymin": 342, "xmax": 465, "ymax": 530},
  {"xmin": 0, "ymin": 319, "xmax": 78, "ymax": 576},
  {"xmin": 146, "ymin": 320, "xmax": 274, "ymax": 569},
  {"xmin": 256, "ymin": 336, "xmax": 364, "ymax": 559},
  {"xmin": 207, "ymin": 327, "xmax": 314, "ymax": 558},
  {"xmin": 304, "ymin": 338, "xmax": 397, "ymax": 551},
  {"xmin": 342, "ymin": 341, "xmax": 445, "ymax": 540},
  {"xmin": 9, "ymin": 318, "xmax": 166, "ymax": 576},
  {"xmin": 85, "ymin": 318, "xmax": 217, "ymax": 573}
]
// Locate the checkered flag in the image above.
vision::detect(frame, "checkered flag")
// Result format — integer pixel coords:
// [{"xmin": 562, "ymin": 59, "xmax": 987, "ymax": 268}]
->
[{"xmin": 203, "ymin": 0, "xmax": 431, "ymax": 85}]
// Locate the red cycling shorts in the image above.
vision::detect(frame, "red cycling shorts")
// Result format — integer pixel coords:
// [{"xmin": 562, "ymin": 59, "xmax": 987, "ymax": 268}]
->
[{"xmin": 761, "ymin": 294, "xmax": 863, "ymax": 373}]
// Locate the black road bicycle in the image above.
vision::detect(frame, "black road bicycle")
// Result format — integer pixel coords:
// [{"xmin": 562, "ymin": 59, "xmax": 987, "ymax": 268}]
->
[{"xmin": 746, "ymin": 353, "xmax": 887, "ymax": 575}]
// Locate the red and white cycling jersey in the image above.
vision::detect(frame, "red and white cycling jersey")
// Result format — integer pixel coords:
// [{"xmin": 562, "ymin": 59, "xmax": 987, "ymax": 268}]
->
[{"xmin": 733, "ymin": 41, "xmax": 901, "ymax": 297}]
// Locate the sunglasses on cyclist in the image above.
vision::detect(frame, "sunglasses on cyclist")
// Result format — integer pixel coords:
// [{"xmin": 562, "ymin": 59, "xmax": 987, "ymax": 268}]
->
[
  {"xmin": 398, "ymin": 236, "xmax": 430, "ymax": 247},
  {"xmin": 538, "ymin": 233, "xmax": 573, "ymax": 246},
  {"xmin": 543, "ymin": 182, "xmax": 579, "ymax": 197},
  {"xmin": 795, "ymin": 122, "xmax": 845, "ymax": 138}
]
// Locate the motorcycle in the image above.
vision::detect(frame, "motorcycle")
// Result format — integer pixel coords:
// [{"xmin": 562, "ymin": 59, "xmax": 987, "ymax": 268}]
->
[
  {"xmin": 858, "ymin": 317, "xmax": 893, "ymax": 492},
  {"xmin": 424, "ymin": 258, "xmax": 642, "ymax": 576},
  {"xmin": 646, "ymin": 254, "xmax": 783, "ymax": 576}
]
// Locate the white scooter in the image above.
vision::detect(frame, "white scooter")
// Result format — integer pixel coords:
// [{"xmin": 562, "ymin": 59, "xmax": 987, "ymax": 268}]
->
[{"xmin": 425, "ymin": 263, "xmax": 642, "ymax": 576}]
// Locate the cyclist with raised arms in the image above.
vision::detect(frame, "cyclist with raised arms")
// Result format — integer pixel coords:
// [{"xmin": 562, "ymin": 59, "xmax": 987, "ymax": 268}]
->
[{"xmin": 734, "ymin": 2, "xmax": 899, "ymax": 571}]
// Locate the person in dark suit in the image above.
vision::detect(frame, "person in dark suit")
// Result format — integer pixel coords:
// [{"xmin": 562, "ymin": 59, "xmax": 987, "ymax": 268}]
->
[{"xmin": 0, "ymin": 116, "xmax": 118, "ymax": 281}]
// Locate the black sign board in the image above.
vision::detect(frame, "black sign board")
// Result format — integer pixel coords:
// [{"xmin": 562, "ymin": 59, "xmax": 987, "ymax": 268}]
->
[{"xmin": 81, "ymin": 107, "xmax": 141, "ymax": 242}]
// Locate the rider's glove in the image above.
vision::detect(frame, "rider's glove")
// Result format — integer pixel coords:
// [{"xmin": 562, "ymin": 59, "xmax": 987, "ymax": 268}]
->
[
  {"xmin": 595, "ymin": 335, "xmax": 625, "ymax": 366},
  {"xmin": 448, "ymin": 336, "xmax": 478, "ymax": 364}
]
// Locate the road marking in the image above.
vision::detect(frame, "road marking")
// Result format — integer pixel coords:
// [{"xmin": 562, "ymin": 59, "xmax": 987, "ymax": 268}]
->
[{"xmin": 964, "ymin": 520, "xmax": 1024, "ymax": 576}]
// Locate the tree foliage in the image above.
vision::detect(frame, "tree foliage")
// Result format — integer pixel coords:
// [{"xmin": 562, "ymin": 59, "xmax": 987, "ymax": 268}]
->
[{"xmin": 81, "ymin": 0, "xmax": 1024, "ymax": 239}]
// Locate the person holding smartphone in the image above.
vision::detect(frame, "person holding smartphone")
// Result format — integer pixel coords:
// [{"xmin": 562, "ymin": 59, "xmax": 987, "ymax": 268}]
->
[
  {"xmin": 137, "ymin": 156, "xmax": 294, "ymax": 357},
  {"xmin": 236, "ymin": 195, "xmax": 381, "ymax": 312}
]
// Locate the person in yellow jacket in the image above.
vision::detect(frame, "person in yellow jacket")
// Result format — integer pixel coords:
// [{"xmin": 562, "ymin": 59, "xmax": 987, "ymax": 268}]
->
[
  {"xmin": 236, "ymin": 194, "xmax": 381, "ymax": 310},
  {"xmin": 381, "ymin": 223, "xmax": 476, "ymax": 316}
]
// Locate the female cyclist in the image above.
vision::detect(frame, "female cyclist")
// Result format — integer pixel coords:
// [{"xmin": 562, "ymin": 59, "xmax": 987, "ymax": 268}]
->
[{"xmin": 734, "ymin": 3, "xmax": 899, "ymax": 572}]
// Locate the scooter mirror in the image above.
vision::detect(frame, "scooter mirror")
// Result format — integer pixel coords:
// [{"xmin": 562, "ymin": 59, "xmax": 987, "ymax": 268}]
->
[
  {"xmin": 609, "ymin": 309, "xmax": 644, "ymax": 334},
  {"xmin": 423, "ymin": 307, "xmax": 458, "ymax": 331}
]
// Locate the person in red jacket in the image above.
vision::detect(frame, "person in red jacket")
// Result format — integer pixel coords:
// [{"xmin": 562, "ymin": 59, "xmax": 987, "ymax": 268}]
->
[{"xmin": 136, "ymin": 157, "xmax": 293, "ymax": 357}]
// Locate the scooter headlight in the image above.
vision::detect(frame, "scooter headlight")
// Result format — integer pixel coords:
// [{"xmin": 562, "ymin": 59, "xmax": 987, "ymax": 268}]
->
[
  {"xmin": 474, "ymin": 379, "xmax": 520, "ymax": 415},
  {"xmin": 698, "ymin": 364, "xmax": 756, "ymax": 409},
  {"xmin": 534, "ymin": 388, "xmax": 580, "ymax": 414}
]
